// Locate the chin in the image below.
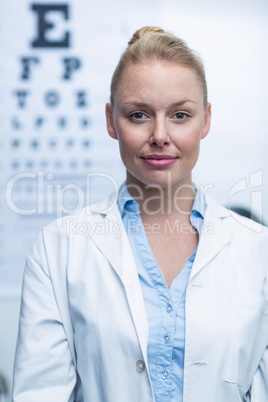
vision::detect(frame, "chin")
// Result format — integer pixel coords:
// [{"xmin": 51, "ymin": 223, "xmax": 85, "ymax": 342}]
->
[{"xmin": 127, "ymin": 170, "xmax": 192, "ymax": 190}]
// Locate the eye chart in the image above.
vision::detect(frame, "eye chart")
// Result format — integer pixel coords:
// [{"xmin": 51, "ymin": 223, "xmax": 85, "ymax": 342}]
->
[{"xmin": 0, "ymin": 0, "xmax": 160, "ymax": 293}]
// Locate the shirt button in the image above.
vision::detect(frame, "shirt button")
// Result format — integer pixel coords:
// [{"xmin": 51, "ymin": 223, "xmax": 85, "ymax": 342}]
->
[
  {"xmin": 166, "ymin": 304, "xmax": 173, "ymax": 313},
  {"xmin": 164, "ymin": 335, "xmax": 170, "ymax": 343},
  {"xmin": 136, "ymin": 359, "xmax": 146, "ymax": 373},
  {"xmin": 161, "ymin": 370, "xmax": 169, "ymax": 379}
]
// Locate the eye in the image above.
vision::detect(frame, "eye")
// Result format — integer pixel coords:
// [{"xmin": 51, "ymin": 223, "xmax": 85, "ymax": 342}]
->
[
  {"xmin": 129, "ymin": 112, "xmax": 146, "ymax": 120},
  {"xmin": 173, "ymin": 112, "xmax": 189, "ymax": 120}
]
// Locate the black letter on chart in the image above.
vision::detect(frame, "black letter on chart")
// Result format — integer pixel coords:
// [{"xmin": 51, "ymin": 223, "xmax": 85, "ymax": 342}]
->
[
  {"xmin": 35, "ymin": 117, "xmax": 45, "ymax": 128},
  {"xmin": 31, "ymin": 4, "xmax": 70, "ymax": 48},
  {"xmin": 76, "ymin": 91, "xmax": 87, "ymax": 108},
  {"xmin": 62, "ymin": 58, "xmax": 81, "ymax": 80},
  {"xmin": 11, "ymin": 117, "xmax": 23, "ymax": 130},
  {"xmin": 45, "ymin": 91, "xmax": 60, "ymax": 107},
  {"xmin": 14, "ymin": 91, "xmax": 30, "ymax": 108},
  {"xmin": 20, "ymin": 57, "xmax": 40, "ymax": 80}
]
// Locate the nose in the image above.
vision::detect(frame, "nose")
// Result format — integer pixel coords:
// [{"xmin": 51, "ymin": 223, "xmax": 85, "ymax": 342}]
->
[{"xmin": 149, "ymin": 117, "xmax": 170, "ymax": 146}]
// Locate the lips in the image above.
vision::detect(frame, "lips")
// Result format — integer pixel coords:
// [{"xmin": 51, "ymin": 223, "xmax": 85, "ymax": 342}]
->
[
  {"xmin": 142, "ymin": 154, "xmax": 177, "ymax": 168},
  {"xmin": 143, "ymin": 154, "xmax": 176, "ymax": 160}
]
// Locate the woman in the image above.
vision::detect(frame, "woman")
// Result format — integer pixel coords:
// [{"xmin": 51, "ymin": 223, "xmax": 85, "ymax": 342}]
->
[{"xmin": 13, "ymin": 27, "xmax": 268, "ymax": 402}]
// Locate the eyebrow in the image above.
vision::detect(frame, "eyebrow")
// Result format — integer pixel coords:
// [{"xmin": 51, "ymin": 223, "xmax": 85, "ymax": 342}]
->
[{"xmin": 123, "ymin": 100, "xmax": 197, "ymax": 108}]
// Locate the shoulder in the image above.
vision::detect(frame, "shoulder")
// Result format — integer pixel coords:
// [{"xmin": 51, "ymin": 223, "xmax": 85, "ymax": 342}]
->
[
  {"xmin": 43, "ymin": 192, "xmax": 119, "ymax": 234},
  {"xmin": 205, "ymin": 192, "xmax": 268, "ymax": 245},
  {"xmin": 203, "ymin": 193, "xmax": 268, "ymax": 280},
  {"xmin": 30, "ymin": 193, "xmax": 120, "ymax": 259}
]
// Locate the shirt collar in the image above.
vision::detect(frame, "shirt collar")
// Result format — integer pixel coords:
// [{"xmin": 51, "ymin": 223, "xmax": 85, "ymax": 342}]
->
[
  {"xmin": 117, "ymin": 181, "xmax": 139, "ymax": 217},
  {"xmin": 191, "ymin": 183, "xmax": 207, "ymax": 219},
  {"xmin": 117, "ymin": 181, "xmax": 207, "ymax": 219}
]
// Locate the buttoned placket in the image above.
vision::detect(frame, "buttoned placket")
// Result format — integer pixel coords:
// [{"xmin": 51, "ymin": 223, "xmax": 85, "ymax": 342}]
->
[
  {"xmin": 129, "ymin": 213, "xmax": 193, "ymax": 401},
  {"xmin": 118, "ymin": 183, "xmax": 206, "ymax": 402}
]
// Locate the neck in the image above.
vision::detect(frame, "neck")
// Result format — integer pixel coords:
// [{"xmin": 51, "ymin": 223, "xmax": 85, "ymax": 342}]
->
[{"xmin": 126, "ymin": 176, "xmax": 196, "ymax": 220}]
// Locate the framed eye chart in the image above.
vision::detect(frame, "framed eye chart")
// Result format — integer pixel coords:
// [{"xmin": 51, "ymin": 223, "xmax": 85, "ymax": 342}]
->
[{"xmin": 0, "ymin": 0, "xmax": 160, "ymax": 293}]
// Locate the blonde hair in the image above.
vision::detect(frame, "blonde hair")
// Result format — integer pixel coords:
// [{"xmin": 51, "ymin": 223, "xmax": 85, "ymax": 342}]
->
[{"xmin": 110, "ymin": 26, "xmax": 208, "ymax": 106}]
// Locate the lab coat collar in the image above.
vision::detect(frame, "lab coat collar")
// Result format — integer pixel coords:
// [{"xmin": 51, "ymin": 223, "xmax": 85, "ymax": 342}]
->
[{"xmin": 189, "ymin": 193, "xmax": 231, "ymax": 281}]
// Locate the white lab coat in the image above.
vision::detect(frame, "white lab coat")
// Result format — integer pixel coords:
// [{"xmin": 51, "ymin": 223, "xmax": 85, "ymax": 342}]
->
[{"xmin": 13, "ymin": 192, "xmax": 268, "ymax": 402}]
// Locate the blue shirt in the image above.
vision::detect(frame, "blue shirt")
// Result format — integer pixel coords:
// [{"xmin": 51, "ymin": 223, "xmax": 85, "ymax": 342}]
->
[{"xmin": 117, "ymin": 182, "xmax": 206, "ymax": 402}]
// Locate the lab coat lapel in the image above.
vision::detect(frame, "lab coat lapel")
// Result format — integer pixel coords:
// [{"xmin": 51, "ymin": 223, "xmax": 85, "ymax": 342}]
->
[
  {"xmin": 89, "ymin": 205, "xmax": 149, "ymax": 366},
  {"xmin": 189, "ymin": 194, "xmax": 232, "ymax": 281},
  {"xmin": 88, "ymin": 192, "xmax": 232, "ymax": 358}
]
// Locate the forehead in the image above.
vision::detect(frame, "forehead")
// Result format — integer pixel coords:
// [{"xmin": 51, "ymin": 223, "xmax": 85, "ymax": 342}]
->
[{"xmin": 115, "ymin": 61, "xmax": 203, "ymax": 105}]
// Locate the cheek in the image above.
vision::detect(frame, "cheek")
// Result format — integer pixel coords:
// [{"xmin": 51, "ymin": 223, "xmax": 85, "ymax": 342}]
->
[
  {"xmin": 117, "ymin": 129, "xmax": 143, "ymax": 156},
  {"xmin": 118, "ymin": 137, "xmax": 135, "ymax": 156},
  {"xmin": 175, "ymin": 129, "xmax": 201, "ymax": 155}
]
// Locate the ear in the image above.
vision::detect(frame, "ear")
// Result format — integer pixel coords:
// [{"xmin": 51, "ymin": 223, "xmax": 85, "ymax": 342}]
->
[
  {"xmin": 106, "ymin": 103, "xmax": 118, "ymax": 140},
  {"xmin": 201, "ymin": 102, "xmax": 211, "ymax": 140}
]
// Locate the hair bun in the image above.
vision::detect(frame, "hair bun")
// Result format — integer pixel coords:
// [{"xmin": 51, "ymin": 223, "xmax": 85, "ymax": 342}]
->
[{"xmin": 128, "ymin": 26, "xmax": 165, "ymax": 46}]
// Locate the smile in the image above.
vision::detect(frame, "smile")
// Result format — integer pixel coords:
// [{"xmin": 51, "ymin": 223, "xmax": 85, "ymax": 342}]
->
[{"xmin": 141, "ymin": 154, "xmax": 177, "ymax": 168}]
